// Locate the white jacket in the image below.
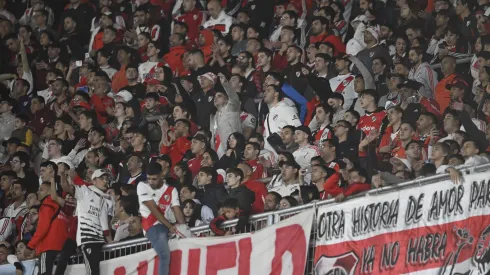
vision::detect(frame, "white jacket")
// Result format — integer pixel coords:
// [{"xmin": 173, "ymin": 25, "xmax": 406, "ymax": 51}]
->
[
  {"xmin": 408, "ymin": 62, "xmax": 438, "ymax": 99},
  {"xmin": 264, "ymin": 101, "xmax": 301, "ymax": 152},
  {"xmin": 293, "ymin": 145, "xmax": 320, "ymax": 169},
  {"xmin": 346, "ymin": 22, "xmax": 366, "ymax": 56},
  {"xmin": 202, "ymin": 10, "xmax": 233, "ymax": 35},
  {"xmin": 329, "ymin": 73, "xmax": 358, "ymax": 110}
]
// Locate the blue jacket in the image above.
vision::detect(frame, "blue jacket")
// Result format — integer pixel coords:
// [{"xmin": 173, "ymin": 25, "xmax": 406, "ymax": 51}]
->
[{"xmin": 282, "ymin": 83, "xmax": 308, "ymax": 123}]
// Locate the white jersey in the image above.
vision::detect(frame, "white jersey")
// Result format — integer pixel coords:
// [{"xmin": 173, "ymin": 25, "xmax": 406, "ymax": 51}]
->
[
  {"xmin": 202, "ymin": 10, "xmax": 233, "ymax": 35},
  {"xmin": 264, "ymin": 101, "xmax": 301, "ymax": 153},
  {"xmin": 293, "ymin": 145, "xmax": 321, "ymax": 169},
  {"xmin": 267, "ymin": 175, "xmax": 301, "ymax": 197},
  {"xmin": 4, "ymin": 201, "xmax": 28, "ymax": 219},
  {"xmin": 137, "ymin": 182, "xmax": 179, "ymax": 231},
  {"xmin": 329, "ymin": 73, "xmax": 357, "ymax": 110},
  {"xmin": 138, "ymin": 61, "xmax": 159, "ymax": 83},
  {"xmin": 74, "ymin": 185, "xmax": 110, "ymax": 245}
]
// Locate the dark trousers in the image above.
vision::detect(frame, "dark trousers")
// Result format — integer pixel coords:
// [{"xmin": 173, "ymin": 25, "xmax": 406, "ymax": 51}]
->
[
  {"xmin": 54, "ymin": 239, "xmax": 78, "ymax": 275},
  {"xmin": 38, "ymin": 250, "xmax": 59, "ymax": 275},
  {"xmin": 80, "ymin": 243, "xmax": 103, "ymax": 275}
]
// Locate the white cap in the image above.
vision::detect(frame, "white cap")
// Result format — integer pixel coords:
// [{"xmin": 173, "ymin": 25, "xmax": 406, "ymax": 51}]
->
[
  {"xmin": 115, "ymin": 90, "xmax": 133, "ymax": 103},
  {"xmin": 365, "ymin": 25, "xmax": 380, "ymax": 42},
  {"xmin": 53, "ymin": 156, "xmax": 74, "ymax": 170},
  {"xmin": 91, "ymin": 169, "xmax": 111, "ymax": 180},
  {"xmin": 390, "ymin": 157, "xmax": 412, "ymax": 172}
]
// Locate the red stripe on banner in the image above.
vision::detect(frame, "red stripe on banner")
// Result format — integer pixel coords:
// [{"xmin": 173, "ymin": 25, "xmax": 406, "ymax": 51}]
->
[
  {"xmin": 206, "ymin": 242, "xmax": 238, "ymax": 275},
  {"xmin": 271, "ymin": 225, "xmax": 307, "ymax": 275},
  {"xmin": 238, "ymin": 238, "xmax": 252, "ymax": 275},
  {"xmin": 188, "ymin": 249, "xmax": 200, "ymax": 275},
  {"xmin": 137, "ymin": 261, "xmax": 148, "ymax": 275},
  {"xmin": 169, "ymin": 250, "xmax": 180, "ymax": 275},
  {"xmin": 314, "ymin": 214, "xmax": 490, "ymax": 274}
]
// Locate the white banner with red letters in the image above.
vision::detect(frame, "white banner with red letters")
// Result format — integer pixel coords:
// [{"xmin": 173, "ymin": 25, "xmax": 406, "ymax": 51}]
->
[
  {"xmin": 314, "ymin": 171, "xmax": 490, "ymax": 275},
  {"xmin": 63, "ymin": 209, "xmax": 313, "ymax": 275}
]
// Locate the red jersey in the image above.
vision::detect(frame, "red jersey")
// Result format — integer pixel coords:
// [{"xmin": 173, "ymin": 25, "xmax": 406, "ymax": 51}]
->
[
  {"xmin": 174, "ymin": 8, "xmax": 206, "ymax": 41},
  {"xmin": 160, "ymin": 135, "xmax": 191, "ymax": 168},
  {"xmin": 246, "ymin": 159, "xmax": 265, "ymax": 181},
  {"xmin": 243, "ymin": 180, "xmax": 268, "ymax": 214},
  {"xmin": 357, "ymin": 109, "xmax": 387, "ymax": 156},
  {"xmin": 188, "ymin": 155, "xmax": 203, "ymax": 178}
]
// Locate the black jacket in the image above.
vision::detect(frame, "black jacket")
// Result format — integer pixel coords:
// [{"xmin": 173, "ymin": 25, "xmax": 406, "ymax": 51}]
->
[
  {"xmin": 202, "ymin": 183, "xmax": 228, "ymax": 216},
  {"xmin": 228, "ymin": 185, "xmax": 255, "ymax": 214}
]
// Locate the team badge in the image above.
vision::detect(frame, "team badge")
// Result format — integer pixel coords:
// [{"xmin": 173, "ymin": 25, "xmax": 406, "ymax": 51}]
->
[
  {"xmin": 369, "ymin": 52, "xmax": 374, "ymax": 58},
  {"xmin": 296, "ymin": 71, "xmax": 301, "ymax": 77},
  {"xmin": 208, "ymin": 96, "xmax": 213, "ymax": 102},
  {"xmin": 164, "ymin": 195, "xmax": 170, "ymax": 202},
  {"xmin": 371, "ymin": 116, "xmax": 377, "ymax": 122},
  {"xmin": 467, "ymin": 21, "xmax": 470, "ymax": 26},
  {"xmin": 273, "ymin": 114, "xmax": 278, "ymax": 121},
  {"xmin": 251, "ymin": 4, "xmax": 256, "ymax": 10},
  {"xmin": 193, "ymin": 15, "xmax": 197, "ymax": 20},
  {"xmin": 40, "ymin": 118, "xmax": 44, "ymax": 123}
]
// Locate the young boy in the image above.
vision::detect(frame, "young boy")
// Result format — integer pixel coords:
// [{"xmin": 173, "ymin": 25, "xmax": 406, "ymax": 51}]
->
[
  {"xmin": 209, "ymin": 198, "xmax": 251, "ymax": 236},
  {"xmin": 12, "ymin": 114, "xmax": 33, "ymax": 147}
]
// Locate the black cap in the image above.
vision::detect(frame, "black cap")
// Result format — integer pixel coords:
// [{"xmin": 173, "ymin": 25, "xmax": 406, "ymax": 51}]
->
[
  {"xmin": 95, "ymin": 70, "xmax": 110, "ymax": 81},
  {"xmin": 2, "ymin": 137, "xmax": 21, "ymax": 147},
  {"xmin": 156, "ymin": 154, "xmax": 172, "ymax": 166},
  {"xmin": 278, "ymin": 159, "xmax": 301, "ymax": 170},
  {"xmin": 188, "ymin": 133, "xmax": 207, "ymax": 143},
  {"xmin": 295, "ymin": 125, "xmax": 312, "ymax": 137},
  {"xmin": 47, "ymin": 41, "xmax": 61, "ymax": 49},
  {"xmin": 397, "ymin": 80, "xmax": 422, "ymax": 90},
  {"xmin": 387, "ymin": 73, "xmax": 406, "ymax": 81}
]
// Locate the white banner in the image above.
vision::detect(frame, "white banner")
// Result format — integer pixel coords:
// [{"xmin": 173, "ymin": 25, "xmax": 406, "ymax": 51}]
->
[
  {"xmin": 314, "ymin": 171, "xmax": 490, "ymax": 275},
  {"xmin": 0, "ymin": 260, "xmax": 36, "ymax": 275},
  {"xmin": 64, "ymin": 209, "xmax": 313, "ymax": 275}
]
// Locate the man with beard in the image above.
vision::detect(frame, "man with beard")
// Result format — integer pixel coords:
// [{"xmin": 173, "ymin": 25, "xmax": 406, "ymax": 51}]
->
[
  {"xmin": 378, "ymin": 73, "xmax": 405, "ymax": 109},
  {"xmin": 47, "ymin": 78, "xmax": 69, "ymax": 114},
  {"xmin": 120, "ymin": 63, "xmax": 146, "ymax": 100},
  {"xmin": 329, "ymin": 54, "xmax": 357, "ymax": 109},
  {"xmin": 235, "ymin": 51, "xmax": 262, "ymax": 117},
  {"xmin": 328, "ymin": 93, "xmax": 346, "ymax": 125},
  {"xmin": 408, "ymin": 47, "xmax": 439, "ymax": 99},
  {"xmin": 355, "ymin": 25, "xmax": 392, "ymax": 78},
  {"xmin": 282, "ymin": 45, "xmax": 310, "ymax": 96},
  {"xmin": 309, "ymin": 16, "xmax": 345, "ymax": 55},
  {"xmin": 59, "ymin": 16, "xmax": 84, "ymax": 60}
]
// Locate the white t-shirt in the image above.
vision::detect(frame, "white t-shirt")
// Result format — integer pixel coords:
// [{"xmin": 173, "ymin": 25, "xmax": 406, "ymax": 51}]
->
[
  {"xmin": 74, "ymin": 185, "xmax": 110, "ymax": 245},
  {"xmin": 137, "ymin": 182, "xmax": 179, "ymax": 231}
]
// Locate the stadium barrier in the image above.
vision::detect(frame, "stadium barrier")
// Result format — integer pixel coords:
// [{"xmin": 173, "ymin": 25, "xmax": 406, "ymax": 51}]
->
[{"xmin": 66, "ymin": 162, "xmax": 490, "ymax": 275}]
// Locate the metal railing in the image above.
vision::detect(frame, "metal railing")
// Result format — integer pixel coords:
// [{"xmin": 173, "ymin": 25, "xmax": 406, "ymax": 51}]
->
[{"xmin": 71, "ymin": 162, "xmax": 490, "ymax": 274}]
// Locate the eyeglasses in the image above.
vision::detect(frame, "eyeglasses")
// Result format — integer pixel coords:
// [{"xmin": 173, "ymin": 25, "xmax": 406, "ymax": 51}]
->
[{"xmin": 10, "ymin": 160, "xmax": 19, "ymax": 164}]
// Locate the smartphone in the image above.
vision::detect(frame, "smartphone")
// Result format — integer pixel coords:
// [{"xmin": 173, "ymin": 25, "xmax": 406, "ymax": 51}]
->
[{"xmin": 75, "ymin": 60, "xmax": 83, "ymax": 67}]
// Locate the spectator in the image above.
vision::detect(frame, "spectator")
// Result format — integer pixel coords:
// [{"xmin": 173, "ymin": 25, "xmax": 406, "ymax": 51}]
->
[
  {"xmin": 137, "ymin": 162, "xmax": 185, "ymax": 275},
  {"xmin": 197, "ymin": 166, "xmax": 228, "ymax": 215},
  {"xmin": 209, "ymin": 198, "xmax": 250, "ymax": 236},
  {"xmin": 268, "ymin": 159, "xmax": 301, "ymax": 197},
  {"xmin": 179, "ymin": 185, "xmax": 214, "ymax": 223},
  {"xmin": 263, "ymin": 191, "xmax": 282, "ymax": 212},
  {"xmin": 278, "ymin": 196, "xmax": 298, "ymax": 209},
  {"xmin": 181, "ymin": 199, "xmax": 203, "ymax": 228}
]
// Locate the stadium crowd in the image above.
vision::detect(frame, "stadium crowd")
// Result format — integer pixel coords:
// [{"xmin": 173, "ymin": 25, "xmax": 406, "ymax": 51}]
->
[{"xmin": 0, "ymin": 0, "xmax": 488, "ymax": 274}]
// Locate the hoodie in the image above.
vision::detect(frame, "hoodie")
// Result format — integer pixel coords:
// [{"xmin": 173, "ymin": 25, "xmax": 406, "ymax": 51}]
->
[{"xmin": 199, "ymin": 29, "xmax": 214, "ymax": 63}]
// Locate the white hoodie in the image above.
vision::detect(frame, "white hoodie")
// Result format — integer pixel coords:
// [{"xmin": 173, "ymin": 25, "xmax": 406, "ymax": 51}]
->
[{"xmin": 346, "ymin": 21, "xmax": 367, "ymax": 56}]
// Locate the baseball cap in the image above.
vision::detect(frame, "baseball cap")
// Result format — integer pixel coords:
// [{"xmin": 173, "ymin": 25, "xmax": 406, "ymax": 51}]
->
[
  {"xmin": 278, "ymin": 159, "xmax": 301, "ymax": 170},
  {"xmin": 390, "ymin": 157, "xmax": 412, "ymax": 172},
  {"xmin": 295, "ymin": 125, "xmax": 312, "ymax": 137},
  {"xmin": 397, "ymin": 80, "xmax": 422, "ymax": 90},
  {"xmin": 91, "ymin": 169, "xmax": 112, "ymax": 180},
  {"xmin": 445, "ymin": 79, "xmax": 469, "ymax": 90},
  {"xmin": 156, "ymin": 154, "xmax": 172, "ymax": 166},
  {"xmin": 2, "ymin": 137, "xmax": 21, "ymax": 147},
  {"xmin": 115, "ymin": 90, "xmax": 133, "ymax": 103},
  {"xmin": 198, "ymin": 72, "xmax": 217, "ymax": 85},
  {"xmin": 53, "ymin": 156, "xmax": 75, "ymax": 170}
]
